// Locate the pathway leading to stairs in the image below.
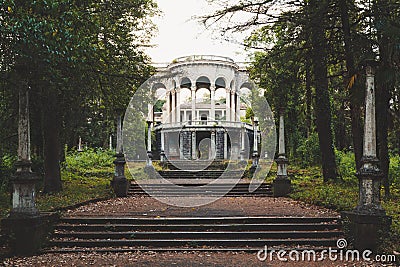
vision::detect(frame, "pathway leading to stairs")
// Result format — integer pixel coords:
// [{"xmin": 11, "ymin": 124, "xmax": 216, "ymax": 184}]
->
[{"xmin": 3, "ymin": 196, "xmax": 392, "ymax": 267}]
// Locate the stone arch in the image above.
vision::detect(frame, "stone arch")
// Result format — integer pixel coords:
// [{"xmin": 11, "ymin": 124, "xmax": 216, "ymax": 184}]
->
[
  {"xmin": 180, "ymin": 77, "xmax": 192, "ymax": 89},
  {"xmin": 215, "ymin": 77, "xmax": 226, "ymax": 89},
  {"xmin": 196, "ymin": 76, "xmax": 211, "ymax": 90}
]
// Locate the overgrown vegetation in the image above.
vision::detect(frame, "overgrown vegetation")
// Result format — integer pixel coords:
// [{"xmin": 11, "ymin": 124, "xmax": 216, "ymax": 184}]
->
[
  {"xmin": 289, "ymin": 152, "xmax": 400, "ymax": 253},
  {"xmin": 0, "ymin": 149, "xmax": 117, "ymax": 218}
]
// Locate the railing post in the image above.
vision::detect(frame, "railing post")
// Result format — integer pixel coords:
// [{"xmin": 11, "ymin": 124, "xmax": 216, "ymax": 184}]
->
[
  {"xmin": 111, "ymin": 111, "xmax": 129, "ymax": 197},
  {"xmin": 273, "ymin": 109, "xmax": 291, "ymax": 197},
  {"xmin": 342, "ymin": 60, "xmax": 391, "ymax": 251}
]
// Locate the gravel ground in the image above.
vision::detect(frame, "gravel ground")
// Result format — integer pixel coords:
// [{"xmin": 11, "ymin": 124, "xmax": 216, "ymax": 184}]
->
[
  {"xmin": 5, "ymin": 196, "xmax": 396, "ymax": 266},
  {"xmin": 65, "ymin": 196, "xmax": 339, "ymax": 218},
  {"xmin": 3, "ymin": 251, "xmax": 396, "ymax": 267}
]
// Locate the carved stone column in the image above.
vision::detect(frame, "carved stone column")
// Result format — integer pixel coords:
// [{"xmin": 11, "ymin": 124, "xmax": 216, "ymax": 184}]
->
[
  {"xmin": 273, "ymin": 110, "xmax": 291, "ymax": 197},
  {"xmin": 252, "ymin": 117, "xmax": 259, "ymax": 167},
  {"xmin": 191, "ymin": 131, "xmax": 197, "ymax": 159},
  {"xmin": 112, "ymin": 112, "xmax": 128, "ymax": 197},
  {"xmin": 342, "ymin": 60, "xmax": 391, "ymax": 251},
  {"xmin": 2, "ymin": 86, "xmax": 57, "ymax": 255},
  {"xmin": 231, "ymin": 90, "xmax": 236, "ymax": 122}
]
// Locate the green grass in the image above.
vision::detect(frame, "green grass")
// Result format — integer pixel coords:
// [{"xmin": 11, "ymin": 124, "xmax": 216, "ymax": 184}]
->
[{"xmin": 288, "ymin": 165, "xmax": 400, "ymax": 253}]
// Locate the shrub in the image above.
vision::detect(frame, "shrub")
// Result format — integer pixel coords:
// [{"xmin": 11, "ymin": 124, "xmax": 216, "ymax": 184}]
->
[
  {"xmin": 296, "ymin": 132, "xmax": 321, "ymax": 167},
  {"xmin": 335, "ymin": 150, "xmax": 357, "ymax": 185}
]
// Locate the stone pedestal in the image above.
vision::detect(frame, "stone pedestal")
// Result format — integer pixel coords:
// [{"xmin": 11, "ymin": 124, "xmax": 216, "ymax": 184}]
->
[
  {"xmin": 341, "ymin": 211, "xmax": 391, "ymax": 251},
  {"xmin": 341, "ymin": 61, "xmax": 392, "ymax": 252},
  {"xmin": 273, "ymin": 157, "xmax": 291, "ymax": 197},
  {"xmin": 1, "ymin": 212, "xmax": 59, "ymax": 255},
  {"xmin": 111, "ymin": 153, "xmax": 129, "ymax": 197}
]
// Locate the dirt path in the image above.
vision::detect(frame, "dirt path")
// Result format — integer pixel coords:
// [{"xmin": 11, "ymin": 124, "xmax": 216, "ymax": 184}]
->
[
  {"xmin": 65, "ymin": 196, "xmax": 338, "ymax": 218},
  {"xmin": 4, "ymin": 196, "xmax": 394, "ymax": 266}
]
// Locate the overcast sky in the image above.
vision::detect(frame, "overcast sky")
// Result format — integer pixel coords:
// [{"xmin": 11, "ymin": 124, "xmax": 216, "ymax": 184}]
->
[{"xmin": 145, "ymin": 0, "xmax": 249, "ymax": 64}]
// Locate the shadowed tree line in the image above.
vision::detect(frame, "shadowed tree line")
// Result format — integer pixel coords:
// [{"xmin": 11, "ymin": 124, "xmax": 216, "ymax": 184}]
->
[
  {"xmin": 0, "ymin": 0, "xmax": 158, "ymax": 193},
  {"xmin": 202, "ymin": 0, "xmax": 400, "ymax": 195}
]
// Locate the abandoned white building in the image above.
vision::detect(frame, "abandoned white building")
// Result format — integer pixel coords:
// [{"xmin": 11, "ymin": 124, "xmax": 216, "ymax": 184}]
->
[{"xmin": 149, "ymin": 55, "xmax": 260, "ymax": 162}]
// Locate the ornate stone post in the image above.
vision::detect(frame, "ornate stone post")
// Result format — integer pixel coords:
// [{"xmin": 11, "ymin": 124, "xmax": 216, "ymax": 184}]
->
[
  {"xmin": 77, "ymin": 136, "xmax": 83, "ymax": 152},
  {"xmin": 2, "ymin": 87, "xmax": 56, "ymax": 255},
  {"xmin": 146, "ymin": 120, "xmax": 153, "ymax": 167},
  {"xmin": 165, "ymin": 90, "xmax": 171, "ymax": 123},
  {"xmin": 224, "ymin": 131, "xmax": 228, "ymax": 160},
  {"xmin": 273, "ymin": 109, "xmax": 291, "ymax": 197},
  {"xmin": 210, "ymin": 85, "xmax": 216, "ymax": 120},
  {"xmin": 252, "ymin": 117, "xmax": 259, "ymax": 167},
  {"xmin": 210, "ymin": 131, "xmax": 216, "ymax": 160},
  {"xmin": 160, "ymin": 129, "xmax": 166, "ymax": 162},
  {"xmin": 11, "ymin": 88, "xmax": 39, "ymax": 216},
  {"xmin": 342, "ymin": 60, "xmax": 391, "ymax": 251},
  {"xmin": 240, "ymin": 123, "xmax": 246, "ymax": 164},
  {"xmin": 111, "ymin": 111, "xmax": 129, "ymax": 197}
]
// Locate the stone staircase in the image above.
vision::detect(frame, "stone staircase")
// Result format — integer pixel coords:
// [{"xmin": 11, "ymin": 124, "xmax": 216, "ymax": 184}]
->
[
  {"xmin": 44, "ymin": 216, "xmax": 343, "ymax": 252},
  {"xmin": 128, "ymin": 182, "xmax": 273, "ymax": 197}
]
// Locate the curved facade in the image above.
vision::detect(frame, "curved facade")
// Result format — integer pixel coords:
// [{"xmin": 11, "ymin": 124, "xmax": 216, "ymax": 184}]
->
[{"xmin": 150, "ymin": 55, "xmax": 259, "ymax": 161}]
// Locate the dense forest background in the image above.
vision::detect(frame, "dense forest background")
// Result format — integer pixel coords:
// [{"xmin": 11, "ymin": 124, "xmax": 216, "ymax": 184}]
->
[{"xmin": 0, "ymin": 0, "xmax": 399, "ymax": 196}]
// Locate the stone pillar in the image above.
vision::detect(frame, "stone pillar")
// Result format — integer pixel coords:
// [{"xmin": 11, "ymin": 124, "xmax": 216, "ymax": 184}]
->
[
  {"xmin": 225, "ymin": 88, "xmax": 231, "ymax": 122},
  {"xmin": 273, "ymin": 110, "xmax": 291, "ymax": 197},
  {"xmin": 171, "ymin": 89, "xmax": 176, "ymax": 124},
  {"xmin": 112, "ymin": 113, "xmax": 128, "ymax": 197},
  {"xmin": 146, "ymin": 120, "xmax": 153, "ymax": 167},
  {"xmin": 160, "ymin": 129, "xmax": 165, "ymax": 162},
  {"xmin": 11, "ymin": 88, "xmax": 39, "ymax": 216},
  {"xmin": 176, "ymin": 87, "xmax": 181, "ymax": 123},
  {"xmin": 210, "ymin": 85, "xmax": 216, "ymax": 120},
  {"xmin": 231, "ymin": 91, "xmax": 236, "ymax": 121},
  {"xmin": 191, "ymin": 86, "xmax": 196, "ymax": 122},
  {"xmin": 252, "ymin": 117, "xmax": 259, "ymax": 167},
  {"xmin": 2, "ymin": 87, "xmax": 57, "ymax": 255},
  {"xmin": 240, "ymin": 123, "xmax": 246, "ymax": 163},
  {"xmin": 342, "ymin": 61, "xmax": 391, "ymax": 251},
  {"xmin": 109, "ymin": 135, "xmax": 113, "ymax": 150},
  {"xmin": 192, "ymin": 131, "xmax": 197, "ymax": 159},
  {"xmin": 78, "ymin": 136, "xmax": 83, "ymax": 152}
]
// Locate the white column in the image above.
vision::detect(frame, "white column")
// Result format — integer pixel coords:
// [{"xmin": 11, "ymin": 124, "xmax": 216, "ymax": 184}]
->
[
  {"xmin": 225, "ymin": 88, "xmax": 230, "ymax": 122},
  {"xmin": 279, "ymin": 114, "xmax": 286, "ymax": 155},
  {"xmin": 160, "ymin": 130, "xmax": 165, "ymax": 162},
  {"xmin": 210, "ymin": 85, "xmax": 216, "ymax": 120},
  {"xmin": 116, "ymin": 115, "xmax": 123, "ymax": 154},
  {"xmin": 364, "ymin": 65, "xmax": 376, "ymax": 158},
  {"xmin": 166, "ymin": 91, "xmax": 171, "ymax": 123},
  {"xmin": 176, "ymin": 87, "xmax": 181, "ymax": 123},
  {"xmin": 147, "ymin": 122, "xmax": 152, "ymax": 153},
  {"xmin": 171, "ymin": 89, "xmax": 176, "ymax": 124},
  {"xmin": 231, "ymin": 91, "xmax": 236, "ymax": 122},
  {"xmin": 191, "ymin": 86, "xmax": 196, "ymax": 122},
  {"xmin": 277, "ymin": 113, "xmax": 287, "ymax": 176},
  {"xmin": 240, "ymin": 124, "xmax": 245, "ymax": 161},
  {"xmin": 109, "ymin": 135, "xmax": 112, "ymax": 150},
  {"xmin": 236, "ymin": 91, "xmax": 241, "ymax": 121},
  {"xmin": 184, "ymin": 110, "xmax": 187, "ymax": 122}
]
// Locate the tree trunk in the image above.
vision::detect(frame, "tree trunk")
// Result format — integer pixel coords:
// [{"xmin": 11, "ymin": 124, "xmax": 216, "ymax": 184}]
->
[
  {"xmin": 43, "ymin": 88, "xmax": 62, "ymax": 193},
  {"xmin": 309, "ymin": 0, "xmax": 338, "ymax": 182},
  {"xmin": 374, "ymin": 0, "xmax": 392, "ymax": 197},
  {"xmin": 305, "ymin": 58, "xmax": 313, "ymax": 137},
  {"xmin": 338, "ymin": 0, "xmax": 364, "ymax": 169}
]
